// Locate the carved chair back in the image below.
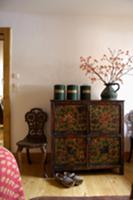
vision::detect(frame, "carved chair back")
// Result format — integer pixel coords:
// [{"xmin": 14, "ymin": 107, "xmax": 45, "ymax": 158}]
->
[
  {"xmin": 125, "ymin": 110, "xmax": 133, "ymax": 137},
  {"xmin": 25, "ymin": 108, "xmax": 48, "ymax": 143}
]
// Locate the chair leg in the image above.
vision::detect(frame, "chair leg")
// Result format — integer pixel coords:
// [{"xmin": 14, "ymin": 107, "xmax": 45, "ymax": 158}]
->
[
  {"xmin": 26, "ymin": 148, "xmax": 32, "ymax": 164},
  {"xmin": 41, "ymin": 144, "xmax": 47, "ymax": 178},
  {"xmin": 16, "ymin": 146, "xmax": 23, "ymax": 172},
  {"xmin": 127, "ymin": 137, "xmax": 133, "ymax": 162}
]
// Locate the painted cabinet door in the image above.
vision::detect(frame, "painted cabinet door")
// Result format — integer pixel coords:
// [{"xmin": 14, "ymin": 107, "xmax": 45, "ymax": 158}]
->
[
  {"xmin": 88, "ymin": 135, "xmax": 121, "ymax": 165},
  {"xmin": 52, "ymin": 102, "xmax": 88, "ymax": 172},
  {"xmin": 88, "ymin": 101, "xmax": 123, "ymax": 173},
  {"xmin": 89, "ymin": 103, "xmax": 120, "ymax": 134},
  {"xmin": 54, "ymin": 135, "xmax": 87, "ymax": 171},
  {"xmin": 53, "ymin": 104, "xmax": 87, "ymax": 132}
]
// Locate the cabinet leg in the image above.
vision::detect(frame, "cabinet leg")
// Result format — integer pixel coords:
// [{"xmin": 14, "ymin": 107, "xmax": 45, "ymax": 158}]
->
[{"xmin": 119, "ymin": 166, "xmax": 124, "ymax": 175}]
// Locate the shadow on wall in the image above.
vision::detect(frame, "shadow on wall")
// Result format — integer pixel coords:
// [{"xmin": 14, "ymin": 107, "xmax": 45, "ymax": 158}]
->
[{"xmin": 11, "ymin": 85, "xmax": 54, "ymax": 152}]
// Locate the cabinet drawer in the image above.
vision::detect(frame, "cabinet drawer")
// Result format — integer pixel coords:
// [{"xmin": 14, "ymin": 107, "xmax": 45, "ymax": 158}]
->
[
  {"xmin": 89, "ymin": 104, "xmax": 120, "ymax": 134},
  {"xmin": 54, "ymin": 104, "xmax": 87, "ymax": 132},
  {"xmin": 54, "ymin": 135, "xmax": 87, "ymax": 169},
  {"xmin": 88, "ymin": 135, "xmax": 121, "ymax": 165}
]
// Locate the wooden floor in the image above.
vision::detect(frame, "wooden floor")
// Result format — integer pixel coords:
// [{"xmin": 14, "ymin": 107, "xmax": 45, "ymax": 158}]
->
[{"xmin": 21, "ymin": 157, "xmax": 133, "ymax": 200}]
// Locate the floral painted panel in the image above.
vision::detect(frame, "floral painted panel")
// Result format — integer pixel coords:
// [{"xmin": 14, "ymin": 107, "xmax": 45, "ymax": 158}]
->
[
  {"xmin": 55, "ymin": 136, "xmax": 87, "ymax": 166},
  {"xmin": 90, "ymin": 104, "xmax": 119, "ymax": 133},
  {"xmin": 88, "ymin": 136, "xmax": 120, "ymax": 164},
  {"xmin": 54, "ymin": 105, "xmax": 87, "ymax": 131}
]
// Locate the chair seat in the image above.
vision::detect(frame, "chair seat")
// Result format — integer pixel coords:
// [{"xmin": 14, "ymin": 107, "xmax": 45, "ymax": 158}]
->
[{"xmin": 16, "ymin": 139, "xmax": 47, "ymax": 148}]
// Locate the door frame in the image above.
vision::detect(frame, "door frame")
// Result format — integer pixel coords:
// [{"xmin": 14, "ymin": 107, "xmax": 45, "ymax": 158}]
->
[{"xmin": 0, "ymin": 27, "xmax": 11, "ymax": 149}]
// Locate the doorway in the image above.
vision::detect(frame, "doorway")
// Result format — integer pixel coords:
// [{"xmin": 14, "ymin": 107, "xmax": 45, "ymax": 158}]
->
[{"xmin": 0, "ymin": 27, "xmax": 11, "ymax": 150}]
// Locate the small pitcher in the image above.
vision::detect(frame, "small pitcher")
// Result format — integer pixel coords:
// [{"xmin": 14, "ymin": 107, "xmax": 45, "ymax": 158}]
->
[{"xmin": 101, "ymin": 83, "xmax": 120, "ymax": 100}]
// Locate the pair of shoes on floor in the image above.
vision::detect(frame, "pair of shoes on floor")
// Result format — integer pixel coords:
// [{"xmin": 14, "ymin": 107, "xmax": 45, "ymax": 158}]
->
[
  {"xmin": 64, "ymin": 172, "xmax": 83, "ymax": 186},
  {"xmin": 55, "ymin": 172, "xmax": 83, "ymax": 188}
]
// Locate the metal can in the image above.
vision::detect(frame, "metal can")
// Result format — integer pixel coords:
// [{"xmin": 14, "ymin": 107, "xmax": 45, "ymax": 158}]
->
[
  {"xmin": 80, "ymin": 85, "xmax": 91, "ymax": 100},
  {"xmin": 67, "ymin": 85, "xmax": 78, "ymax": 100},
  {"xmin": 54, "ymin": 85, "xmax": 65, "ymax": 100}
]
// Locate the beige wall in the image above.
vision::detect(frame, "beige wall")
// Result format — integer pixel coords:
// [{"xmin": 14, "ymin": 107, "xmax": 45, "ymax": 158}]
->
[{"xmin": 0, "ymin": 11, "xmax": 133, "ymax": 151}]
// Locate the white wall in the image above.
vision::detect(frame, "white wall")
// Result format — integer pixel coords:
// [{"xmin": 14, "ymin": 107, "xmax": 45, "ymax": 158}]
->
[{"xmin": 0, "ymin": 11, "xmax": 133, "ymax": 152}]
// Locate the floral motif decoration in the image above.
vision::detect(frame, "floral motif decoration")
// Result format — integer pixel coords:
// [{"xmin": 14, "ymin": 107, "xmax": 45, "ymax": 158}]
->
[
  {"xmin": 89, "ymin": 136, "xmax": 120, "ymax": 164},
  {"xmin": 55, "ymin": 137, "xmax": 86, "ymax": 166},
  {"xmin": 80, "ymin": 48, "xmax": 133, "ymax": 84},
  {"xmin": 54, "ymin": 105, "xmax": 87, "ymax": 132},
  {"xmin": 90, "ymin": 104, "xmax": 119, "ymax": 133}
]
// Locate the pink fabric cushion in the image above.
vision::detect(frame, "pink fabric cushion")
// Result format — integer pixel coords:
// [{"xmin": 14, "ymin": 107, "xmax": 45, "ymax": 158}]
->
[{"xmin": 0, "ymin": 147, "xmax": 25, "ymax": 200}]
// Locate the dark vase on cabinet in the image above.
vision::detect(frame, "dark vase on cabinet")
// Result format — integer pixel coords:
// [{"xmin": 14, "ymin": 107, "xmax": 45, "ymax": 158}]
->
[{"xmin": 51, "ymin": 100, "xmax": 124, "ymax": 176}]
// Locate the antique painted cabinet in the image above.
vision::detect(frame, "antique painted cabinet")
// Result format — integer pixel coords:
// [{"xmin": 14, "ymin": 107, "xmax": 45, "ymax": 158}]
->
[{"xmin": 51, "ymin": 100, "xmax": 124, "ymax": 175}]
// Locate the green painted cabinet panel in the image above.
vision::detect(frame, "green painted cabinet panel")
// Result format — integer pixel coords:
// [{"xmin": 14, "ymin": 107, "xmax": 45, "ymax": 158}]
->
[
  {"xmin": 54, "ymin": 104, "xmax": 87, "ymax": 132},
  {"xmin": 89, "ymin": 104, "xmax": 119, "ymax": 133},
  {"xmin": 88, "ymin": 135, "xmax": 120, "ymax": 165},
  {"xmin": 51, "ymin": 100, "xmax": 124, "ymax": 175},
  {"xmin": 54, "ymin": 136, "xmax": 87, "ymax": 170}
]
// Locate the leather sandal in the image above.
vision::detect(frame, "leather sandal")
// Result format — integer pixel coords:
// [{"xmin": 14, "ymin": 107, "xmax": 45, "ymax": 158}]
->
[
  {"xmin": 55, "ymin": 173, "xmax": 75, "ymax": 188},
  {"xmin": 64, "ymin": 172, "xmax": 83, "ymax": 186}
]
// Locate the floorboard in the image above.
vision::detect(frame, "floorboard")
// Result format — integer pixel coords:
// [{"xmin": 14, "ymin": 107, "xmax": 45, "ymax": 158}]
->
[{"xmin": 21, "ymin": 157, "xmax": 133, "ymax": 200}]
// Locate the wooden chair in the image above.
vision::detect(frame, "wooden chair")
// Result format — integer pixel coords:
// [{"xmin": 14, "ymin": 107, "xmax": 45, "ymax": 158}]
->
[
  {"xmin": 16, "ymin": 108, "xmax": 48, "ymax": 177},
  {"xmin": 125, "ymin": 110, "xmax": 133, "ymax": 162}
]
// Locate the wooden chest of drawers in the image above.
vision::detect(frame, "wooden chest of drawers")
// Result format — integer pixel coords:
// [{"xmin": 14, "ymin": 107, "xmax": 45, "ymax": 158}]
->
[{"xmin": 51, "ymin": 100, "xmax": 124, "ymax": 175}]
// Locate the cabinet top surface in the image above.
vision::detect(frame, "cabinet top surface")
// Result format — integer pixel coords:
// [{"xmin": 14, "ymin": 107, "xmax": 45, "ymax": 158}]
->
[{"xmin": 51, "ymin": 99, "xmax": 124, "ymax": 103}]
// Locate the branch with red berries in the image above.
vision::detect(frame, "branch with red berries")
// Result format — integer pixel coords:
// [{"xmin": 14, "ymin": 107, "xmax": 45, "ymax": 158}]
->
[{"xmin": 80, "ymin": 48, "xmax": 133, "ymax": 84}]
